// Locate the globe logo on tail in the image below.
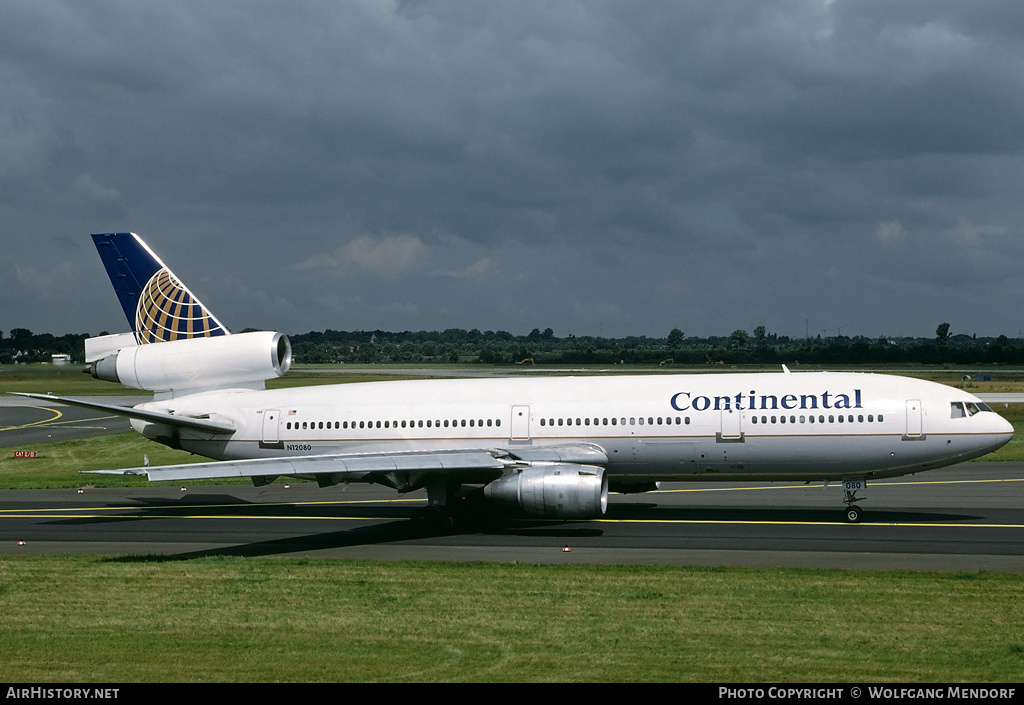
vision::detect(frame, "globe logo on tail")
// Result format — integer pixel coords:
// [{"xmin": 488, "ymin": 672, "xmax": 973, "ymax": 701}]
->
[{"xmin": 135, "ymin": 268, "xmax": 226, "ymax": 343}]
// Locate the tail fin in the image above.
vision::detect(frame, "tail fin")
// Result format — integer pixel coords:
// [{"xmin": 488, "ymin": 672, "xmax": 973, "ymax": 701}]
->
[{"xmin": 92, "ymin": 233, "xmax": 229, "ymax": 344}]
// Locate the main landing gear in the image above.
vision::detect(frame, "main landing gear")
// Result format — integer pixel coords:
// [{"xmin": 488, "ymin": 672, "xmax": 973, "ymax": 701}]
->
[
  {"xmin": 409, "ymin": 477, "xmax": 477, "ymax": 533},
  {"xmin": 842, "ymin": 479, "xmax": 866, "ymax": 523},
  {"xmin": 411, "ymin": 504, "xmax": 460, "ymax": 532}
]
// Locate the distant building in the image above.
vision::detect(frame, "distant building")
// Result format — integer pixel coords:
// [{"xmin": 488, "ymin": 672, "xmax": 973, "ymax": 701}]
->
[{"xmin": 51, "ymin": 354, "xmax": 71, "ymax": 365}]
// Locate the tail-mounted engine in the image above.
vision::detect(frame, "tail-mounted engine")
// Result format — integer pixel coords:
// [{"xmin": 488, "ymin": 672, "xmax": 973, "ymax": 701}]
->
[
  {"xmin": 483, "ymin": 463, "xmax": 608, "ymax": 519},
  {"xmin": 87, "ymin": 331, "xmax": 291, "ymax": 394}
]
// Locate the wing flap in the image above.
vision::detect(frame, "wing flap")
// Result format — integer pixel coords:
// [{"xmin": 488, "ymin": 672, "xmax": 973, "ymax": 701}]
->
[
  {"xmin": 505, "ymin": 443, "xmax": 609, "ymax": 465},
  {"xmin": 84, "ymin": 448, "xmax": 510, "ymax": 483}
]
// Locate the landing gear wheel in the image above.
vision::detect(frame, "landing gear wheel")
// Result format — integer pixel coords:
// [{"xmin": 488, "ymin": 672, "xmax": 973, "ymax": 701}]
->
[
  {"xmin": 411, "ymin": 506, "xmax": 458, "ymax": 533},
  {"xmin": 844, "ymin": 505, "xmax": 863, "ymax": 523}
]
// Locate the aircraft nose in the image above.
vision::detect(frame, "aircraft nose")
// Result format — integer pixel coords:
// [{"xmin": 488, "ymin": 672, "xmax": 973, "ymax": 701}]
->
[{"xmin": 984, "ymin": 409, "xmax": 1015, "ymax": 452}]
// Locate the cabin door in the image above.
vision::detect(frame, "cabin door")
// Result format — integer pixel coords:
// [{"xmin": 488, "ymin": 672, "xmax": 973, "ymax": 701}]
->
[
  {"xmin": 719, "ymin": 407, "xmax": 743, "ymax": 441},
  {"xmin": 905, "ymin": 399, "xmax": 923, "ymax": 437},
  {"xmin": 262, "ymin": 409, "xmax": 281, "ymax": 444},
  {"xmin": 510, "ymin": 405, "xmax": 531, "ymax": 441}
]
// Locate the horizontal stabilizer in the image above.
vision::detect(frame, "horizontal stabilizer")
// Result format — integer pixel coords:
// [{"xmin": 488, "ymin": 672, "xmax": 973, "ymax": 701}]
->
[
  {"xmin": 84, "ymin": 332, "xmax": 137, "ymax": 363},
  {"xmin": 10, "ymin": 393, "xmax": 235, "ymax": 434}
]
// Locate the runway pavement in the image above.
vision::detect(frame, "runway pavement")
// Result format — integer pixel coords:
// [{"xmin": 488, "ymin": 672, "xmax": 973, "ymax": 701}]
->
[
  {"xmin": 2, "ymin": 464, "xmax": 1022, "ymax": 571},
  {"xmin": 0, "ymin": 394, "xmax": 137, "ymax": 448}
]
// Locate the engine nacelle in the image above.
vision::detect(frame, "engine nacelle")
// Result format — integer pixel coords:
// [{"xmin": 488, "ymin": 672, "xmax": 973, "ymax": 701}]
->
[
  {"xmin": 88, "ymin": 331, "xmax": 291, "ymax": 393},
  {"xmin": 483, "ymin": 463, "xmax": 608, "ymax": 519}
]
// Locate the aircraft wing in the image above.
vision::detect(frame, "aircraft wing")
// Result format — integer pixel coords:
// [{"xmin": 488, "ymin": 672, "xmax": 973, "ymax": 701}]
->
[
  {"xmin": 83, "ymin": 443, "xmax": 609, "ymax": 486},
  {"xmin": 10, "ymin": 393, "xmax": 235, "ymax": 435}
]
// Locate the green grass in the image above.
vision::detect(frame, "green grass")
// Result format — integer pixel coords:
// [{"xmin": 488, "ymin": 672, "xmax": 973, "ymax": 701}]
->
[
  {"xmin": 0, "ymin": 364, "xmax": 427, "ymax": 396},
  {"xmin": 0, "ymin": 365, "xmax": 149, "ymax": 396},
  {"xmin": 0, "ymin": 432, "xmax": 206, "ymax": 489},
  {"xmin": 0, "ymin": 557, "xmax": 1020, "ymax": 682}
]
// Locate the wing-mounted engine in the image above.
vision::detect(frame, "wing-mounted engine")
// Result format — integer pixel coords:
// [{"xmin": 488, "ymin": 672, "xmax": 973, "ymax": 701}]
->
[
  {"xmin": 87, "ymin": 330, "xmax": 291, "ymax": 395},
  {"xmin": 483, "ymin": 463, "xmax": 608, "ymax": 519}
]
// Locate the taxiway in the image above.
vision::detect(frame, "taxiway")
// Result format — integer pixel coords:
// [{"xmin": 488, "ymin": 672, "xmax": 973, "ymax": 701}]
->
[{"xmin": 2, "ymin": 464, "xmax": 1022, "ymax": 571}]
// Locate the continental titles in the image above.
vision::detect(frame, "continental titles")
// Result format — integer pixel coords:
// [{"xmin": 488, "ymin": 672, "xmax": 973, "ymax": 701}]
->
[{"xmin": 671, "ymin": 389, "xmax": 862, "ymax": 413}]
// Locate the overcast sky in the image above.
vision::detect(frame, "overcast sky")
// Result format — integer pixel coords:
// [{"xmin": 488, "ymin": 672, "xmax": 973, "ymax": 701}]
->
[{"xmin": 3, "ymin": 1, "xmax": 1024, "ymax": 340}]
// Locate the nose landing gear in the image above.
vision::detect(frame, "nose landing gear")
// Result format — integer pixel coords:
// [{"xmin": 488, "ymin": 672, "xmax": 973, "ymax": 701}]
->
[{"xmin": 842, "ymin": 479, "xmax": 866, "ymax": 523}]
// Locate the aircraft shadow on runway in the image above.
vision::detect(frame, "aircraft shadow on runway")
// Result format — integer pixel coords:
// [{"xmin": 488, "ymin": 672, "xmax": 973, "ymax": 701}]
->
[
  {"xmin": 606, "ymin": 503, "xmax": 983, "ymax": 524},
  {"xmin": 31, "ymin": 494, "xmax": 985, "ymax": 561}
]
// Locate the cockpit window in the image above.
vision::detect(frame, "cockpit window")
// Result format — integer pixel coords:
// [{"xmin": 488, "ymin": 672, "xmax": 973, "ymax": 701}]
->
[{"xmin": 953, "ymin": 401, "xmax": 994, "ymax": 418}]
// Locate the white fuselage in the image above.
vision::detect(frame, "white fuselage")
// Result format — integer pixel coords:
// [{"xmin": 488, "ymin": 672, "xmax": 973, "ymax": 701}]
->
[{"xmin": 135, "ymin": 371, "xmax": 1013, "ymax": 483}]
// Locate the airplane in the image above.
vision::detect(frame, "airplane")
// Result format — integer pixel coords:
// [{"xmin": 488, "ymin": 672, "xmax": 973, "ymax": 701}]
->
[{"xmin": 13, "ymin": 232, "xmax": 1014, "ymax": 527}]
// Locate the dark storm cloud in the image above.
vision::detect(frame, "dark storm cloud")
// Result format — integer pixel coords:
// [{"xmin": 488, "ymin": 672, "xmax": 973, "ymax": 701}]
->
[{"xmin": 2, "ymin": 1, "xmax": 1023, "ymax": 341}]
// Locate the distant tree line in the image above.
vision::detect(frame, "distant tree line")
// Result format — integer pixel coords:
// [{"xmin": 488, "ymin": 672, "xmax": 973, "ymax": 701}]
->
[
  {"xmin": 287, "ymin": 323, "xmax": 1024, "ymax": 366},
  {"xmin": 4, "ymin": 323, "xmax": 1024, "ymax": 367},
  {"xmin": 0, "ymin": 328, "xmax": 95, "ymax": 365}
]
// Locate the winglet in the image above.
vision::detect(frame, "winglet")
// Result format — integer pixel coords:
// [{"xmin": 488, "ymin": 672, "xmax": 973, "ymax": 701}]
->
[{"xmin": 92, "ymin": 233, "xmax": 229, "ymax": 344}]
